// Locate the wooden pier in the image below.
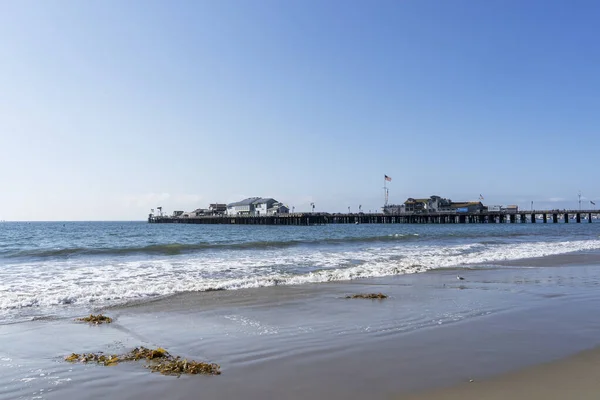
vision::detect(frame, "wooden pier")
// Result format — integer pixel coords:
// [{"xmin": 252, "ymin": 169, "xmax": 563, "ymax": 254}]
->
[{"xmin": 149, "ymin": 210, "xmax": 599, "ymax": 226}]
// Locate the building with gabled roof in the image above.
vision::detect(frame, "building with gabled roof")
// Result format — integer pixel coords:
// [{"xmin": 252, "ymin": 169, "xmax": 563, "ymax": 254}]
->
[
  {"xmin": 252, "ymin": 198, "xmax": 277, "ymax": 216},
  {"xmin": 226, "ymin": 197, "xmax": 260, "ymax": 215},
  {"xmin": 267, "ymin": 202, "xmax": 289, "ymax": 215},
  {"xmin": 226, "ymin": 197, "xmax": 287, "ymax": 216}
]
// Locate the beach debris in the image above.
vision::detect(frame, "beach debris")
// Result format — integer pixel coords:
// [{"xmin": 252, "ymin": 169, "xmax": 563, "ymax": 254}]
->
[
  {"xmin": 147, "ymin": 358, "xmax": 221, "ymax": 377},
  {"xmin": 75, "ymin": 314, "xmax": 113, "ymax": 325},
  {"xmin": 457, "ymin": 275, "xmax": 465, "ymax": 280},
  {"xmin": 345, "ymin": 293, "xmax": 388, "ymax": 299},
  {"xmin": 469, "ymin": 379, "xmax": 474, "ymax": 383},
  {"xmin": 64, "ymin": 346, "xmax": 221, "ymax": 376},
  {"xmin": 122, "ymin": 346, "xmax": 171, "ymax": 361},
  {"xmin": 64, "ymin": 352, "xmax": 120, "ymax": 366}
]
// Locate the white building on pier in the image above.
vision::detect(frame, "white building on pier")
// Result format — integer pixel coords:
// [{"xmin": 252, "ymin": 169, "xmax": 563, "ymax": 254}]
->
[{"xmin": 226, "ymin": 197, "xmax": 289, "ymax": 216}]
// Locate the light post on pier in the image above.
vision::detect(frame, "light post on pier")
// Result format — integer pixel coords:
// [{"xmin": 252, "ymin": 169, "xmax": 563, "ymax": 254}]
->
[
  {"xmin": 348, "ymin": 206, "xmax": 351, "ymax": 214},
  {"xmin": 578, "ymin": 191, "xmax": 582, "ymax": 210},
  {"xmin": 311, "ymin": 202, "xmax": 315, "ymax": 213},
  {"xmin": 531, "ymin": 201, "xmax": 533, "ymax": 211}
]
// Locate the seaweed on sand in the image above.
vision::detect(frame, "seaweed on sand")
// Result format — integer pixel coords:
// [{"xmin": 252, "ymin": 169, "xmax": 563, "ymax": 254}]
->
[
  {"xmin": 64, "ymin": 352, "xmax": 120, "ymax": 366},
  {"xmin": 75, "ymin": 314, "xmax": 113, "ymax": 324},
  {"xmin": 121, "ymin": 347, "xmax": 171, "ymax": 361},
  {"xmin": 65, "ymin": 346, "xmax": 221, "ymax": 376},
  {"xmin": 345, "ymin": 293, "xmax": 388, "ymax": 299},
  {"xmin": 147, "ymin": 358, "xmax": 221, "ymax": 376}
]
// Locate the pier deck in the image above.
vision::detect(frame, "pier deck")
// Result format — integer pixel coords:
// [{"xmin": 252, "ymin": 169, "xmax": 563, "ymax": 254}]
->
[{"xmin": 149, "ymin": 210, "xmax": 599, "ymax": 225}]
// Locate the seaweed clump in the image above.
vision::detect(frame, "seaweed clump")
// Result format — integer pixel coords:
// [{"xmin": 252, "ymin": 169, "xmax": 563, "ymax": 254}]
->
[
  {"xmin": 345, "ymin": 293, "xmax": 388, "ymax": 299},
  {"xmin": 76, "ymin": 314, "xmax": 113, "ymax": 325},
  {"xmin": 65, "ymin": 346, "xmax": 220, "ymax": 376},
  {"xmin": 65, "ymin": 352, "xmax": 120, "ymax": 366},
  {"xmin": 147, "ymin": 358, "xmax": 221, "ymax": 376},
  {"xmin": 122, "ymin": 346, "xmax": 170, "ymax": 361}
]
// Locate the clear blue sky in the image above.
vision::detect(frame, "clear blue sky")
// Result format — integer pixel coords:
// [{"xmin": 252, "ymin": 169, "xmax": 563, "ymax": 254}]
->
[{"xmin": 1, "ymin": 0, "xmax": 599, "ymax": 220}]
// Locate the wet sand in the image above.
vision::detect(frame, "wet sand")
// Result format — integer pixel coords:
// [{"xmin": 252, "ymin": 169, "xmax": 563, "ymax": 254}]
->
[
  {"xmin": 399, "ymin": 346, "xmax": 600, "ymax": 400},
  {"xmin": 2, "ymin": 263, "xmax": 600, "ymax": 399}
]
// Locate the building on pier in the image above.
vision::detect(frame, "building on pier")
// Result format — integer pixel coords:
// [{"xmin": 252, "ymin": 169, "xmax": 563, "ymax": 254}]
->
[
  {"xmin": 226, "ymin": 197, "xmax": 260, "ymax": 215},
  {"xmin": 267, "ymin": 202, "xmax": 289, "ymax": 215},
  {"xmin": 209, "ymin": 203, "xmax": 227, "ymax": 215},
  {"xmin": 449, "ymin": 202, "xmax": 485, "ymax": 213},
  {"xmin": 403, "ymin": 195, "xmax": 455, "ymax": 213},
  {"xmin": 382, "ymin": 195, "xmax": 485, "ymax": 214},
  {"xmin": 180, "ymin": 203, "xmax": 227, "ymax": 218},
  {"xmin": 226, "ymin": 197, "xmax": 288, "ymax": 216},
  {"xmin": 252, "ymin": 198, "xmax": 278, "ymax": 216}
]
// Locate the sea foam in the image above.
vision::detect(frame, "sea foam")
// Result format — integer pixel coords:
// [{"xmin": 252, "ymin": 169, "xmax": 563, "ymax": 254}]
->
[{"xmin": 1, "ymin": 239, "xmax": 600, "ymax": 321}]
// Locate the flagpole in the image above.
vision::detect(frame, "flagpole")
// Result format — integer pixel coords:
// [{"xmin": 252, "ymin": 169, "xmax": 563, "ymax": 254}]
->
[{"xmin": 383, "ymin": 176, "xmax": 387, "ymax": 207}]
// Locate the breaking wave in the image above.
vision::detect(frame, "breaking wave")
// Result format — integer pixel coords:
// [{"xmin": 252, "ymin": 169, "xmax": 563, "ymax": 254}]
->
[{"xmin": 2, "ymin": 239, "xmax": 600, "ymax": 321}]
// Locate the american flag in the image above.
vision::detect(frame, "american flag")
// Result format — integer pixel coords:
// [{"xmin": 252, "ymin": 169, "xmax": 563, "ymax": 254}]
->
[
  {"xmin": 479, "ymin": 194, "xmax": 484, "ymax": 200},
  {"xmin": 384, "ymin": 175, "xmax": 392, "ymax": 182}
]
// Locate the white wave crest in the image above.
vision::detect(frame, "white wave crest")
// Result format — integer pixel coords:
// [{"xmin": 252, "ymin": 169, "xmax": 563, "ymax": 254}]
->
[{"xmin": 1, "ymin": 239, "xmax": 600, "ymax": 318}]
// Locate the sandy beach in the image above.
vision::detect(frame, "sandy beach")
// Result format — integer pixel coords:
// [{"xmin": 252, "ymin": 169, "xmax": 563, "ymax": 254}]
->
[
  {"xmin": 2, "ymin": 262, "xmax": 600, "ymax": 399},
  {"xmin": 400, "ymin": 346, "xmax": 600, "ymax": 400}
]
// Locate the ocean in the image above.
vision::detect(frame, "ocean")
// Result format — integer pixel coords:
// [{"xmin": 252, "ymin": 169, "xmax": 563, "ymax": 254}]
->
[
  {"xmin": 2, "ymin": 221, "xmax": 600, "ymax": 324},
  {"xmin": 3, "ymin": 221, "xmax": 600, "ymax": 399}
]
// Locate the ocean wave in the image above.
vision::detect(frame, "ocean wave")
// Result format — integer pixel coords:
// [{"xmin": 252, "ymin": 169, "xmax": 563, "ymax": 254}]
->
[
  {"xmin": 2, "ymin": 239, "xmax": 600, "ymax": 318},
  {"xmin": 0, "ymin": 231, "xmax": 544, "ymax": 261},
  {"xmin": 3, "ymin": 234, "xmax": 423, "ymax": 259}
]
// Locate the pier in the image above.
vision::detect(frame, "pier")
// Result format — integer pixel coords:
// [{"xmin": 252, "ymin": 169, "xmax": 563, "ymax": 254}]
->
[{"xmin": 149, "ymin": 210, "xmax": 599, "ymax": 226}]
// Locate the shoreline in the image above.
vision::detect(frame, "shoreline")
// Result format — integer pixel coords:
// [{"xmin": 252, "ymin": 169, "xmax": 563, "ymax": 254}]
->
[{"xmin": 2, "ymin": 263, "xmax": 600, "ymax": 399}]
